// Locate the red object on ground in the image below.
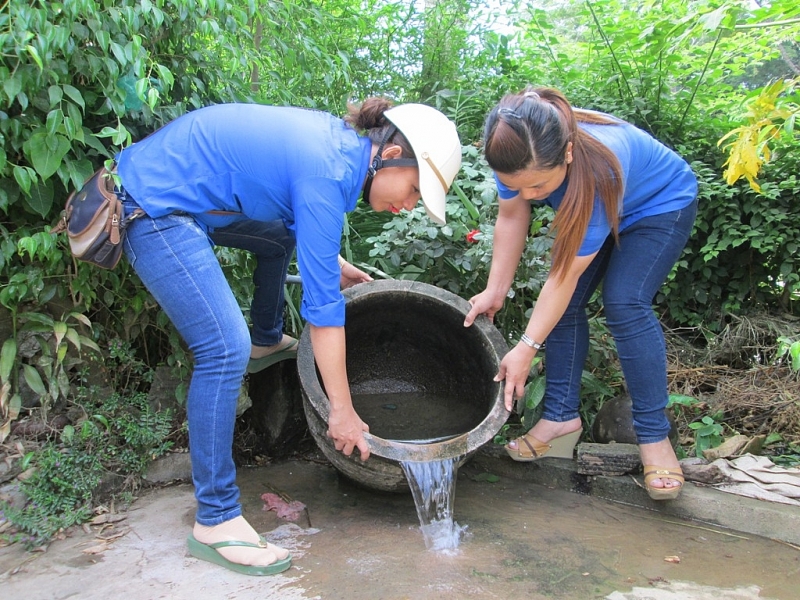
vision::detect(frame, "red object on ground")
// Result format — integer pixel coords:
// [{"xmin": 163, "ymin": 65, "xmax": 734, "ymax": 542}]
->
[{"xmin": 261, "ymin": 492, "xmax": 306, "ymax": 521}]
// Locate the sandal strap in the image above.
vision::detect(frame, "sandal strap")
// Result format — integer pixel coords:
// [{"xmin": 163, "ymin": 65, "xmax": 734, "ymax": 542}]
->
[
  {"xmin": 205, "ymin": 537, "xmax": 270, "ymax": 550},
  {"xmin": 517, "ymin": 433, "xmax": 550, "ymax": 458},
  {"xmin": 643, "ymin": 466, "xmax": 685, "ymax": 484}
]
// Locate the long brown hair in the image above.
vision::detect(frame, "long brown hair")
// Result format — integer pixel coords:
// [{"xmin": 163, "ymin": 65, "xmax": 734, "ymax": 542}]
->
[{"xmin": 483, "ymin": 86, "xmax": 624, "ymax": 280}]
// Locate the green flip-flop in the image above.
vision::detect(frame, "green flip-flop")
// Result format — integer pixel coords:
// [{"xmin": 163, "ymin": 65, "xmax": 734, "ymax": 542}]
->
[
  {"xmin": 187, "ymin": 533, "xmax": 292, "ymax": 576},
  {"xmin": 247, "ymin": 338, "xmax": 299, "ymax": 374}
]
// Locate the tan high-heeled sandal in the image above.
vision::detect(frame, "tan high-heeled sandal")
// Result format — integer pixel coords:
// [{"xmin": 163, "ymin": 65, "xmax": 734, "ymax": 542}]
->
[
  {"xmin": 505, "ymin": 429, "xmax": 582, "ymax": 462},
  {"xmin": 643, "ymin": 466, "xmax": 684, "ymax": 500}
]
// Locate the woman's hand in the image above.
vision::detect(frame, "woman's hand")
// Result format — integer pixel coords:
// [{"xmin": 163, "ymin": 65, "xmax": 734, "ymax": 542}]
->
[
  {"xmin": 463, "ymin": 289, "xmax": 505, "ymax": 326},
  {"xmin": 494, "ymin": 343, "xmax": 537, "ymax": 411},
  {"xmin": 339, "ymin": 258, "xmax": 373, "ymax": 289},
  {"xmin": 327, "ymin": 404, "xmax": 371, "ymax": 460}
]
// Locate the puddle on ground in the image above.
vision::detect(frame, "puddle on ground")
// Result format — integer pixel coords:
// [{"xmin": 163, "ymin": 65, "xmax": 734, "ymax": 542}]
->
[{"xmin": 236, "ymin": 457, "xmax": 800, "ymax": 600}]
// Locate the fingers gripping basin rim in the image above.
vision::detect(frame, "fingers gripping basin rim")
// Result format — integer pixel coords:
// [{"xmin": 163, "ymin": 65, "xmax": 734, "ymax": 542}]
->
[{"xmin": 384, "ymin": 104, "xmax": 462, "ymax": 225}]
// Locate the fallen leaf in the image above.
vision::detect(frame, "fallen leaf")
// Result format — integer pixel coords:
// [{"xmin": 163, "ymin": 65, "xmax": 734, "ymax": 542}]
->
[
  {"xmin": 16, "ymin": 467, "xmax": 36, "ymax": 481},
  {"xmin": 90, "ymin": 513, "xmax": 127, "ymax": 525},
  {"xmin": 664, "ymin": 555, "xmax": 681, "ymax": 563},
  {"xmin": 97, "ymin": 528, "xmax": 130, "ymax": 542},
  {"xmin": 82, "ymin": 544, "xmax": 108, "ymax": 555},
  {"xmin": 261, "ymin": 492, "xmax": 306, "ymax": 521}
]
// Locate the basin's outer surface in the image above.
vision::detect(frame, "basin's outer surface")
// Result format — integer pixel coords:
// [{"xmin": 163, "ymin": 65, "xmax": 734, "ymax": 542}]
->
[{"xmin": 297, "ymin": 280, "xmax": 510, "ymax": 492}]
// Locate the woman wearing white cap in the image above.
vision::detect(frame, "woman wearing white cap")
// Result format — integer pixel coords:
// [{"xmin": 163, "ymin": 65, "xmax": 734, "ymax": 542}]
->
[{"xmin": 110, "ymin": 98, "xmax": 461, "ymax": 575}]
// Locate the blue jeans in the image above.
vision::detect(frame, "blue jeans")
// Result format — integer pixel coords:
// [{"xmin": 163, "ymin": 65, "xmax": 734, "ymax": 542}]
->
[
  {"xmin": 209, "ymin": 219, "xmax": 296, "ymax": 348},
  {"xmin": 122, "ymin": 198, "xmax": 295, "ymax": 525},
  {"xmin": 541, "ymin": 199, "xmax": 697, "ymax": 444}
]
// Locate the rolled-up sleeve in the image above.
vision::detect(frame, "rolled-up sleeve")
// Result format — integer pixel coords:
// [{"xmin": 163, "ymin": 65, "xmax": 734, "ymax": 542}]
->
[{"xmin": 291, "ymin": 177, "xmax": 348, "ymax": 327}]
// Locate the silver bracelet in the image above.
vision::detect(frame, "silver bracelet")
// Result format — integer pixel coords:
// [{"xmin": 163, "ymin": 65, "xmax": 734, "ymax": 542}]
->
[{"xmin": 520, "ymin": 333, "xmax": 542, "ymax": 350}]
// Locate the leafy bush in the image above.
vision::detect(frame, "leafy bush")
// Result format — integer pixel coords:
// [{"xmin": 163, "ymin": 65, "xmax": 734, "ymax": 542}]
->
[
  {"xmin": 1, "ymin": 390, "xmax": 175, "ymax": 548},
  {"xmin": 1, "ymin": 444, "xmax": 101, "ymax": 548},
  {"xmin": 661, "ymin": 145, "xmax": 800, "ymax": 327}
]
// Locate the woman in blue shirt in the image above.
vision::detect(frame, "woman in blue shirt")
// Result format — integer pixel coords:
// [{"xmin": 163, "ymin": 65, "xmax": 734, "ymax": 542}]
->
[
  {"xmin": 463, "ymin": 86, "xmax": 697, "ymax": 501},
  {"xmin": 114, "ymin": 99, "xmax": 461, "ymax": 574}
]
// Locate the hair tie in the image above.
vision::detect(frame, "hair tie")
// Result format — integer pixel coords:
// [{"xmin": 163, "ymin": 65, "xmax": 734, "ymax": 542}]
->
[{"xmin": 498, "ymin": 107, "xmax": 522, "ymax": 119}]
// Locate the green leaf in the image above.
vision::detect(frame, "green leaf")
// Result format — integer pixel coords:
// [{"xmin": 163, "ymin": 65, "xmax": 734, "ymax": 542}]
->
[
  {"xmin": 110, "ymin": 41, "xmax": 126, "ymax": 65},
  {"xmin": 22, "ymin": 312, "xmax": 55, "ymax": 327},
  {"xmin": 56, "ymin": 344, "xmax": 67, "ymax": 364},
  {"xmin": 3, "ymin": 74, "xmax": 21, "ymax": 104},
  {"xmin": 63, "ymin": 85, "xmax": 85, "ymax": 110},
  {"xmin": 78, "ymin": 336, "xmax": 101, "ymax": 354},
  {"xmin": 61, "ymin": 424, "xmax": 75, "ymax": 444},
  {"xmin": 22, "ymin": 364, "xmax": 46, "ymax": 396},
  {"xmin": 524, "ymin": 375, "xmax": 546, "ymax": 411},
  {"xmin": 48, "ymin": 85, "xmax": 63, "ymax": 108},
  {"xmin": 27, "ymin": 132, "xmax": 70, "ymax": 180},
  {"xmin": 451, "ymin": 180, "xmax": 480, "ymax": 221},
  {"xmin": 45, "ymin": 109, "xmax": 64, "ymax": 136},
  {"xmin": 25, "ymin": 45, "xmax": 44, "ymax": 71},
  {"xmin": 17, "ymin": 236, "xmax": 39, "ymax": 259},
  {"xmin": 764, "ymin": 433, "xmax": 783, "ymax": 445},
  {"xmin": 57, "ymin": 364, "xmax": 70, "ymax": 398},
  {"xmin": 667, "ymin": 394, "xmax": 697, "ymax": 408},
  {"xmin": 13, "ymin": 165, "xmax": 34, "ymax": 195},
  {"xmin": 26, "ymin": 179, "xmax": 54, "ymax": 218},
  {"xmin": 53, "ymin": 321, "xmax": 68, "ymax": 347},
  {"xmin": 8, "ymin": 394, "xmax": 21, "ymax": 420},
  {"xmin": 0, "ymin": 338, "xmax": 17, "ymax": 382},
  {"xmin": 791, "ymin": 342, "xmax": 800, "ymax": 372},
  {"xmin": 67, "ymin": 312, "xmax": 92, "ymax": 328}
]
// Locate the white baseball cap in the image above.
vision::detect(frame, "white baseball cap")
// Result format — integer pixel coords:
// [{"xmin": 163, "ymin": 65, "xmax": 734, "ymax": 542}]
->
[{"xmin": 384, "ymin": 104, "xmax": 462, "ymax": 225}]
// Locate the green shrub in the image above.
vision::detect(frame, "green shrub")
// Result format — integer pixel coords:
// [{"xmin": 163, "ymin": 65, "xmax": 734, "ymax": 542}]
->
[{"xmin": 1, "ymin": 390, "xmax": 175, "ymax": 548}]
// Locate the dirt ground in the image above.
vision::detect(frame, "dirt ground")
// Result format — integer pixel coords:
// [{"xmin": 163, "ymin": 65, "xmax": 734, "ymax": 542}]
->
[{"xmin": 1, "ymin": 456, "xmax": 798, "ymax": 600}]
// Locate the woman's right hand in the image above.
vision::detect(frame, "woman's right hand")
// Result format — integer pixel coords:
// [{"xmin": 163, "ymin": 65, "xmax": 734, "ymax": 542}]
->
[
  {"xmin": 327, "ymin": 404, "xmax": 371, "ymax": 461},
  {"xmin": 494, "ymin": 343, "xmax": 537, "ymax": 411},
  {"xmin": 463, "ymin": 289, "xmax": 504, "ymax": 327}
]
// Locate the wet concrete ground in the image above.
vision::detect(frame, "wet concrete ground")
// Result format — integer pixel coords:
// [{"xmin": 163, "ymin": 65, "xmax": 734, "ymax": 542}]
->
[{"xmin": 1, "ymin": 455, "xmax": 798, "ymax": 600}]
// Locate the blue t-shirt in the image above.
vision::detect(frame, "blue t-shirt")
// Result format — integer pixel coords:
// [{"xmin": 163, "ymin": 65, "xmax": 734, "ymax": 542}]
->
[
  {"xmin": 116, "ymin": 103, "xmax": 372, "ymax": 327},
  {"xmin": 494, "ymin": 118, "xmax": 698, "ymax": 255}
]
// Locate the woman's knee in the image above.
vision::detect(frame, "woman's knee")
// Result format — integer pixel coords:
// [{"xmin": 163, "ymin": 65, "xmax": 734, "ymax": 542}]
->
[
  {"xmin": 603, "ymin": 298, "xmax": 656, "ymax": 331},
  {"xmin": 190, "ymin": 316, "xmax": 251, "ymax": 371}
]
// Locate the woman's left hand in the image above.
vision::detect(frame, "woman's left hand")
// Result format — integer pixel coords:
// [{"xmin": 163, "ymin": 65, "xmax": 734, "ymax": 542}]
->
[
  {"xmin": 327, "ymin": 404, "xmax": 371, "ymax": 460},
  {"xmin": 494, "ymin": 343, "xmax": 537, "ymax": 411},
  {"xmin": 340, "ymin": 259, "xmax": 373, "ymax": 289}
]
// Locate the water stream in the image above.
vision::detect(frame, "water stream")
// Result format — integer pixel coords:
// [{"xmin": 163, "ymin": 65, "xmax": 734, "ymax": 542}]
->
[
  {"xmin": 351, "ymin": 391, "xmax": 479, "ymax": 552},
  {"xmin": 400, "ymin": 457, "xmax": 468, "ymax": 552}
]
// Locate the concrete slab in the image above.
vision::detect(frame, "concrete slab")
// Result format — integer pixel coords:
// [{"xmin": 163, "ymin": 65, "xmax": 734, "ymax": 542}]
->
[
  {"xmin": 470, "ymin": 444, "xmax": 800, "ymax": 546},
  {"xmin": 1, "ymin": 450, "xmax": 799, "ymax": 600}
]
